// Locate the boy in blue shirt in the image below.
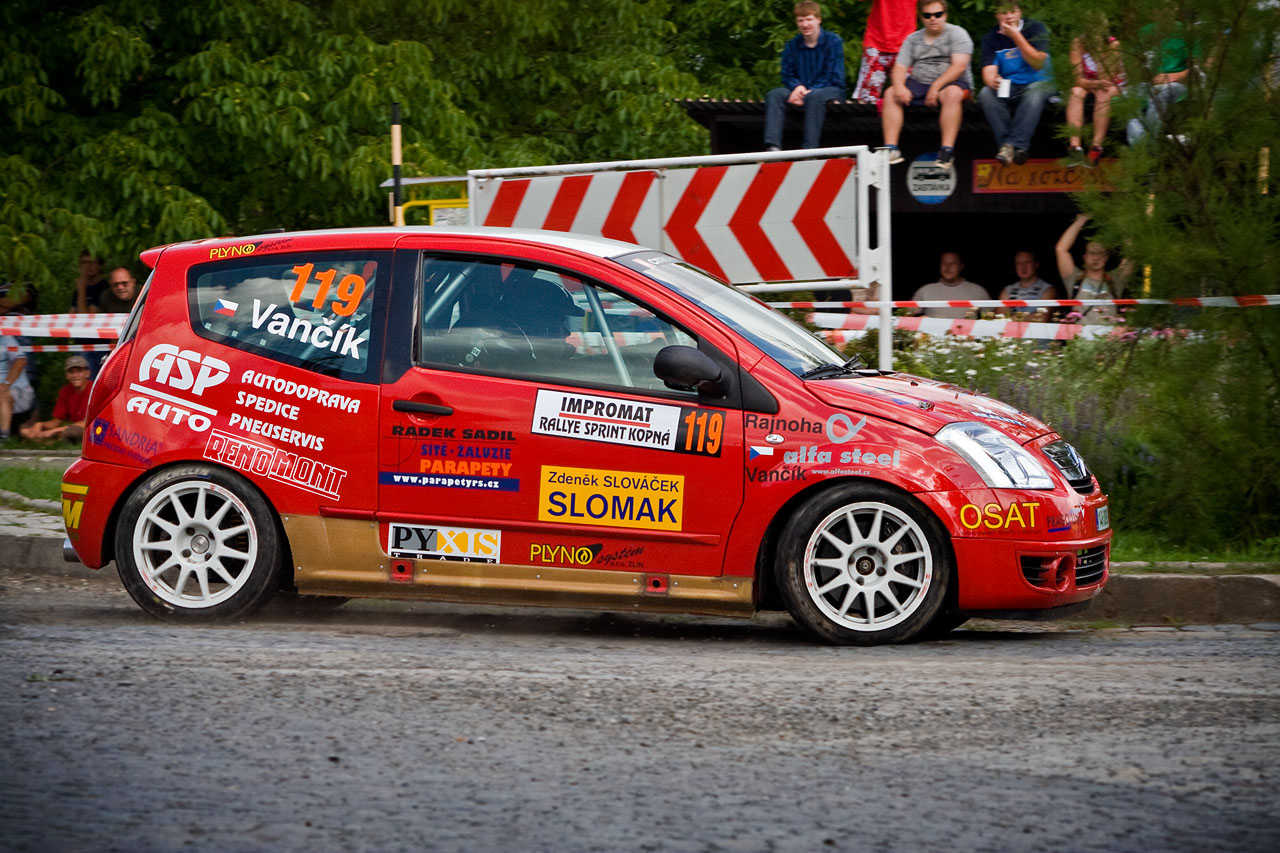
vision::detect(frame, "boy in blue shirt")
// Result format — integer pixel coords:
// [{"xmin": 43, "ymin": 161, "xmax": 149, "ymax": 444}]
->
[
  {"xmin": 977, "ymin": 2, "xmax": 1053, "ymax": 165},
  {"xmin": 764, "ymin": 2, "xmax": 846, "ymax": 150}
]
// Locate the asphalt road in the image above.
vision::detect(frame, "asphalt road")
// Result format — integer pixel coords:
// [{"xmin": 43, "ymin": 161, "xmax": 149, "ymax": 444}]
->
[{"xmin": 2, "ymin": 567, "xmax": 1278, "ymax": 853}]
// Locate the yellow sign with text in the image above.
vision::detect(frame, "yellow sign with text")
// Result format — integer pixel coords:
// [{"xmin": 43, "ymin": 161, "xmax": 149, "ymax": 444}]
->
[
  {"xmin": 973, "ymin": 160, "xmax": 1115, "ymax": 193},
  {"xmin": 539, "ymin": 465, "xmax": 684, "ymax": 531}
]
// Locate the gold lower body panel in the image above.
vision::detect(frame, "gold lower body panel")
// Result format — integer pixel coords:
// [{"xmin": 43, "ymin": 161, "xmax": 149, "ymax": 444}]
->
[{"xmin": 284, "ymin": 515, "xmax": 755, "ymax": 618}]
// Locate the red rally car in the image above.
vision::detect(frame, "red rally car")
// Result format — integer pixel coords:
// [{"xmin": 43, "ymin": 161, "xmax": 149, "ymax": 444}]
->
[{"xmin": 62, "ymin": 227, "xmax": 1111, "ymax": 645}]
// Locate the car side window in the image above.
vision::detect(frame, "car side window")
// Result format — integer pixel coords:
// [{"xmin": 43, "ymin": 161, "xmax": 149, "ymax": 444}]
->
[
  {"xmin": 417, "ymin": 256, "xmax": 699, "ymax": 394},
  {"xmin": 189, "ymin": 251, "xmax": 387, "ymax": 382}
]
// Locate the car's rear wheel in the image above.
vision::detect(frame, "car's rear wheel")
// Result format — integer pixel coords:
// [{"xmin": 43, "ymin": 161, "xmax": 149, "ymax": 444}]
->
[
  {"xmin": 115, "ymin": 464, "xmax": 282, "ymax": 620},
  {"xmin": 776, "ymin": 483, "xmax": 950, "ymax": 645}
]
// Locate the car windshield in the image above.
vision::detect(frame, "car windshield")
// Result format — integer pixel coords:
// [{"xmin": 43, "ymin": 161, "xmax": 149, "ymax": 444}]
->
[{"xmin": 614, "ymin": 251, "xmax": 851, "ymax": 378}]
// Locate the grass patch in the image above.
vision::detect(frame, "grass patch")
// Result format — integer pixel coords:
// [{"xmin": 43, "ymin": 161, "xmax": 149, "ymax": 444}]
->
[
  {"xmin": 0, "ymin": 466, "xmax": 65, "ymax": 503},
  {"xmin": 1111, "ymin": 529, "xmax": 1280, "ymax": 568}
]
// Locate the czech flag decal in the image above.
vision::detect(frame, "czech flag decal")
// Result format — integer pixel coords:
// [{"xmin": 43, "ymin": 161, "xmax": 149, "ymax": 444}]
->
[{"xmin": 214, "ymin": 299, "xmax": 239, "ymax": 316}]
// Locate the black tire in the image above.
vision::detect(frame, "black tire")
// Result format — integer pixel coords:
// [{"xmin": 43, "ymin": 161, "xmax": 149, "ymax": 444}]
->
[
  {"xmin": 775, "ymin": 482, "xmax": 951, "ymax": 645},
  {"xmin": 114, "ymin": 464, "xmax": 283, "ymax": 620},
  {"xmin": 921, "ymin": 611, "xmax": 970, "ymax": 639}
]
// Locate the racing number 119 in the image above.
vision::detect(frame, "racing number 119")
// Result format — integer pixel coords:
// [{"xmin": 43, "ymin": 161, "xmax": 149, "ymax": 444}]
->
[
  {"xmin": 289, "ymin": 263, "xmax": 365, "ymax": 317},
  {"xmin": 683, "ymin": 410, "xmax": 723, "ymax": 455}
]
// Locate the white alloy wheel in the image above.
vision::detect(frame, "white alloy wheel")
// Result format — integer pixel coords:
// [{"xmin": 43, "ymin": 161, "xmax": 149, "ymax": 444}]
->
[
  {"xmin": 132, "ymin": 480, "xmax": 258, "ymax": 609},
  {"xmin": 776, "ymin": 483, "xmax": 950, "ymax": 645},
  {"xmin": 801, "ymin": 501, "xmax": 933, "ymax": 632},
  {"xmin": 116, "ymin": 465, "xmax": 282, "ymax": 620}
]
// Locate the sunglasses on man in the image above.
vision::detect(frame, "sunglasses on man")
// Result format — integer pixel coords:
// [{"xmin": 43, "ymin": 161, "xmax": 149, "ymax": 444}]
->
[{"xmin": 922, "ymin": 10, "xmax": 946, "ymax": 19}]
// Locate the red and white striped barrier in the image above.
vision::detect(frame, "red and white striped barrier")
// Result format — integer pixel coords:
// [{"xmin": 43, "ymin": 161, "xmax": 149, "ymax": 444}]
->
[
  {"xmin": 471, "ymin": 157, "xmax": 862, "ymax": 286},
  {"xmin": 3, "ymin": 343, "xmax": 117, "ymax": 354},
  {"xmin": 0, "ymin": 313, "xmax": 127, "ymax": 339},
  {"xmin": 812, "ymin": 312, "xmax": 1114, "ymax": 341},
  {"xmin": 767, "ymin": 295, "xmax": 1280, "ymax": 309}
]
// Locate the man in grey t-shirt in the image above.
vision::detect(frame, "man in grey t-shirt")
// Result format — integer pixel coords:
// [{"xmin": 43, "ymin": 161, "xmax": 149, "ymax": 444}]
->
[{"xmin": 879, "ymin": 0, "xmax": 973, "ymax": 171}]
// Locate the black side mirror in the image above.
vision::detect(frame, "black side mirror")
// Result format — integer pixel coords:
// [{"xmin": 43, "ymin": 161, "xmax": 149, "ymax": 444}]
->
[{"xmin": 653, "ymin": 345, "xmax": 725, "ymax": 395}]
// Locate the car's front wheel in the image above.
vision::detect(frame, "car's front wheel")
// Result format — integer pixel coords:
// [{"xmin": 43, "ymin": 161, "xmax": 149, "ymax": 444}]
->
[
  {"xmin": 776, "ymin": 483, "xmax": 950, "ymax": 645},
  {"xmin": 115, "ymin": 464, "xmax": 283, "ymax": 620}
]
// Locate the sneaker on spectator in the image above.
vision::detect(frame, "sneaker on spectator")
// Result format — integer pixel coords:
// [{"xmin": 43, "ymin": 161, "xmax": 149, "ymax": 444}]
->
[
  {"xmin": 1013, "ymin": 147, "xmax": 1029, "ymax": 165},
  {"xmin": 881, "ymin": 145, "xmax": 904, "ymax": 165},
  {"xmin": 935, "ymin": 147, "xmax": 955, "ymax": 171},
  {"xmin": 1086, "ymin": 145, "xmax": 1104, "ymax": 168},
  {"xmin": 996, "ymin": 143, "xmax": 1015, "ymax": 166},
  {"xmin": 1066, "ymin": 146, "xmax": 1086, "ymax": 168}
]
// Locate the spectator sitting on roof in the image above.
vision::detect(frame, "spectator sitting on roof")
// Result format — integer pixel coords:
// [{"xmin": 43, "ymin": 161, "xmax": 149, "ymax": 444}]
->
[
  {"xmin": 1065, "ymin": 15, "xmax": 1125, "ymax": 168},
  {"xmin": 763, "ymin": 2, "xmax": 846, "ymax": 151},
  {"xmin": 879, "ymin": 0, "xmax": 973, "ymax": 172},
  {"xmin": 977, "ymin": 1, "xmax": 1054, "ymax": 166},
  {"xmin": 852, "ymin": 0, "xmax": 917, "ymax": 107}
]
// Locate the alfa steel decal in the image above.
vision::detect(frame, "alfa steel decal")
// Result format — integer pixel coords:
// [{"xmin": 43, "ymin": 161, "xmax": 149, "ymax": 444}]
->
[
  {"xmin": 539, "ymin": 465, "xmax": 683, "ymax": 531},
  {"xmin": 204, "ymin": 429, "xmax": 347, "ymax": 500},
  {"xmin": 532, "ymin": 389, "xmax": 723, "ymax": 456},
  {"xmin": 388, "ymin": 524, "xmax": 500, "ymax": 563}
]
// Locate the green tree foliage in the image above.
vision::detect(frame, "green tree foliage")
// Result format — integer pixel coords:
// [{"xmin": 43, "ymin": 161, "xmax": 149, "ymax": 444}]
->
[{"xmin": 1033, "ymin": 0, "xmax": 1280, "ymax": 548}]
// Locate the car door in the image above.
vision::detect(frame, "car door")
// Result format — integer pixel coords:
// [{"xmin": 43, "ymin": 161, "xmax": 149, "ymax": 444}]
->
[{"xmin": 376, "ymin": 244, "xmax": 745, "ymax": 581}]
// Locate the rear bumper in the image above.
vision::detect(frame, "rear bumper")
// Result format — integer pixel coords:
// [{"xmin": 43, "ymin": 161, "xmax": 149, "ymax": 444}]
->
[{"xmin": 61, "ymin": 458, "xmax": 143, "ymax": 569}]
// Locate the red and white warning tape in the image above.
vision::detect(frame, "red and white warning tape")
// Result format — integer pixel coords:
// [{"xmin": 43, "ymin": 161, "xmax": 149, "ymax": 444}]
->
[
  {"xmin": 768, "ymin": 295, "xmax": 1280, "ymax": 309},
  {"xmin": 812, "ymin": 313, "xmax": 1114, "ymax": 341},
  {"xmin": 3, "ymin": 343, "xmax": 117, "ymax": 354},
  {"xmin": 1, "ymin": 313, "xmax": 127, "ymax": 339}
]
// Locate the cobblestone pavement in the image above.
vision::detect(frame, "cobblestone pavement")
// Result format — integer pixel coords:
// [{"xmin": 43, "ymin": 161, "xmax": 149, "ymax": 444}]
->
[{"xmin": 1, "ymin": 568, "xmax": 1277, "ymax": 852}]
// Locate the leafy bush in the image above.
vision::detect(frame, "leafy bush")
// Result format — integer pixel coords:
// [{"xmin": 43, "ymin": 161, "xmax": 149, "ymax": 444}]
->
[{"xmin": 837, "ymin": 324, "xmax": 1280, "ymax": 552}]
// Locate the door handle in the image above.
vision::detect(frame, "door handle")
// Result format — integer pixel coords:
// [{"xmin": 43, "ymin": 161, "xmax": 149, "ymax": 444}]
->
[{"xmin": 393, "ymin": 400, "xmax": 454, "ymax": 416}]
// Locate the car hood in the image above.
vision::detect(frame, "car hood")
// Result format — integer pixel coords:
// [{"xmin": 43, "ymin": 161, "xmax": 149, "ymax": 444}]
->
[{"xmin": 806, "ymin": 373, "xmax": 1051, "ymax": 443}]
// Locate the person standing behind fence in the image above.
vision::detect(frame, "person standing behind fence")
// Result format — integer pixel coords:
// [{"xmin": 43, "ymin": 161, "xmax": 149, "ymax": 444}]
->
[
  {"xmin": 97, "ymin": 267, "xmax": 139, "ymax": 313},
  {"xmin": 879, "ymin": 0, "xmax": 973, "ymax": 172},
  {"xmin": 997, "ymin": 249, "xmax": 1057, "ymax": 315},
  {"xmin": 910, "ymin": 251, "xmax": 989, "ymax": 318},
  {"xmin": 71, "ymin": 250, "xmax": 106, "ymax": 314},
  {"xmin": 764, "ymin": 2, "xmax": 846, "ymax": 151},
  {"xmin": 852, "ymin": 0, "xmax": 918, "ymax": 106},
  {"xmin": 1055, "ymin": 213, "xmax": 1132, "ymax": 324},
  {"xmin": 0, "ymin": 334, "xmax": 35, "ymax": 440}
]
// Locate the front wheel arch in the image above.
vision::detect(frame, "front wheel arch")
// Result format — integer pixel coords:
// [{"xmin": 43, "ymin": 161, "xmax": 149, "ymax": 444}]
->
[
  {"xmin": 754, "ymin": 478, "xmax": 959, "ymax": 614},
  {"xmin": 770, "ymin": 479, "xmax": 956, "ymax": 645}
]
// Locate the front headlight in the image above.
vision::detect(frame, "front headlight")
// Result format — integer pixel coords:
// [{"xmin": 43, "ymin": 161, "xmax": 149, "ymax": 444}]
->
[{"xmin": 937, "ymin": 422, "xmax": 1054, "ymax": 490}]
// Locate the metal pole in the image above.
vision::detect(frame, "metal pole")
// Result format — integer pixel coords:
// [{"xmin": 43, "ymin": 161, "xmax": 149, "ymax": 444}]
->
[
  {"xmin": 877, "ymin": 147, "xmax": 893, "ymax": 372},
  {"xmin": 391, "ymin": 103, "xmax": 404, "ymax": 226}
]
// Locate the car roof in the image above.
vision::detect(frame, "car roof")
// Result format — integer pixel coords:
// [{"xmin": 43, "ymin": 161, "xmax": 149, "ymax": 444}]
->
[{"xmin": 140, "ymin": 227, "xmax": 651, "ymax": 268}]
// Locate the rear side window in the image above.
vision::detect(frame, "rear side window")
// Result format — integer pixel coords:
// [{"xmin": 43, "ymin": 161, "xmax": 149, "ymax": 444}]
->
[{"xmin": 189, "ymin": 251, "xmax": 389, "ymax": 382}]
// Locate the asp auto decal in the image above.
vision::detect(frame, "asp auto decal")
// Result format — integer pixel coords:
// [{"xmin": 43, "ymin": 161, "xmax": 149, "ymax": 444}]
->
[{"xmin": 532, "ymin": 389, "xmax": 723, "ymax": 456}]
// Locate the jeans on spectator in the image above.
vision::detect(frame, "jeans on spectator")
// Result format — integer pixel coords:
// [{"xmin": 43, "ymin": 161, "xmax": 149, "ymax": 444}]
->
[
  {"xmin": 764, "ymin": 86, "xmax": 843, "ymax": 149},
  {"xmin": 1126, "ymin": 82, "xmax": 1187, "ymax": 144},
  {"xmin": 978, "ymin": 81, "xmax": 1053, "ymax": 151}
]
